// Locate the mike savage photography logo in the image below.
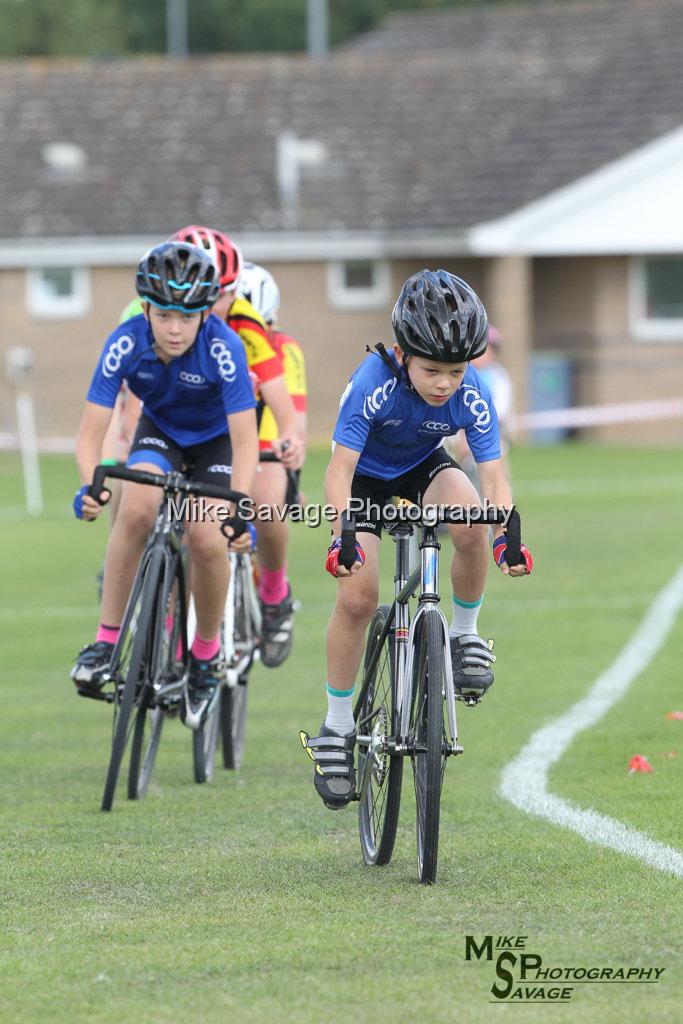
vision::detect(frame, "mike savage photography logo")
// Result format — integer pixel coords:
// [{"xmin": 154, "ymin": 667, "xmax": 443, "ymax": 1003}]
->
[
  {"xmin": 166, "ymin": 496, "xmax": 513, "ymax": 529},
  {"xmin": 465, "ymin": 934, "xmax": 666, "ymax": 1004}
]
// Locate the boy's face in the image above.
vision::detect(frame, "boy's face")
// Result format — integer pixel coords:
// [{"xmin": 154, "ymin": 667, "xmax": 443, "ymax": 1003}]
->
[
  {"xmin": 144, "ymin": 304, "xmax": 203, "ymax": 362},
  {"xmin": 393, "ymin": 344, "xmax": 467, "ymax": 406}
]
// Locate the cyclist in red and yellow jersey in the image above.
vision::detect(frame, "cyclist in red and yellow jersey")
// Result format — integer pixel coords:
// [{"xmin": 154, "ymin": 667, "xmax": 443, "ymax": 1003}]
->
[
  {"xmin": 172, "ymin": 229, "xmax": 305, "ymax": 668},
  {"xmin": 238, "ymin": 261, "xmax": 308, "ymax": 668}
]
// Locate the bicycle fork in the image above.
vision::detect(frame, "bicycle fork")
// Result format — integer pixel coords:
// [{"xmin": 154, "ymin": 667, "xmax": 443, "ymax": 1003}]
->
[{"xmin": 396, "ymin": 529, "xmax": 461, "ymax": 758}]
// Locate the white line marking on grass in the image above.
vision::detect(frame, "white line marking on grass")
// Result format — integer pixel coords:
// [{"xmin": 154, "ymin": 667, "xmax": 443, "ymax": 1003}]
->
[{"xmin": 500, "ymin": 565, "xmax": 683, "ymax": 878}]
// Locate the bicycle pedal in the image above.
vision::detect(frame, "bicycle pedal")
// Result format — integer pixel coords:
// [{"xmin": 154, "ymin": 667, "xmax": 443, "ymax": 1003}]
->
[
  {"xmin": 75, "ymin": 684, "xmax": 110, "ymax": 703},
  {"xmin": 458, "ymin": 693, "xmax": 482, "ymax": 707}
]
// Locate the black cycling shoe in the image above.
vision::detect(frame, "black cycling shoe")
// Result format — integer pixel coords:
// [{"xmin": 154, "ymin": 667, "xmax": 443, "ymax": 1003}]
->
[
  {"xmin": 300, "ymin": 722, "xmax": 356, "ymax": 810},
  {"xmin": 71, "ymin": 641, "xmax": 114, "ymax": 698},
  {"xmin": 180, "ymin": 653, "xmax": 225, "ymax": 730},
  {"xmin": 449, "ymin": 634, "xmax": 495, "ymax": 701},
  {"xmin": 260, "ymin": 587, "xmax": 294, "ymax": 668}
]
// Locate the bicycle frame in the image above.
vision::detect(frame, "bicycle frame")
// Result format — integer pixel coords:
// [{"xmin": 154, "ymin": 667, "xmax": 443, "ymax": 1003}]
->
[
  {"xmin": 109, "ymin": 487, "xmax": 188, "ymax": 705},
  {"xmin": 355, "ymin": 522, "xmax": 460, "ymax": 798}
]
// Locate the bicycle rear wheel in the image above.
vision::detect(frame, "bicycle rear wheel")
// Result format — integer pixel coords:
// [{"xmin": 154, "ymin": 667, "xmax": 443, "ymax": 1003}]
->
[
  {"xmin": 192, "ymin": 691, "xmax": 222, "ymax": 782},
  {"xmin": 129, "ymin": 703, "xmax": 164, "ymax": 798},
  {"xmin": 101, "ymin": 547, "xmax": 163, "ymax": 812},
  {"xmin": 220, "ymin": 675, "xmax": 248, "ymax": 769},
  {"xmin": 410, "ymin": 607, "xmax": 447, "ymax": 884},
  {"xmin": 357, "ymin": 605, "xmax": 403, "ymax": 867}
]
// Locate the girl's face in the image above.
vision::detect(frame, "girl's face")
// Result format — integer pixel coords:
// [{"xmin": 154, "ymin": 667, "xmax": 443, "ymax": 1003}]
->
[
  {"xmin": 393, "ymin": 344, "xmax": 467, "ymax": 406},
  {"xmin": 144, "ymin": 304, "xmax": 203, "ymax": 363}
]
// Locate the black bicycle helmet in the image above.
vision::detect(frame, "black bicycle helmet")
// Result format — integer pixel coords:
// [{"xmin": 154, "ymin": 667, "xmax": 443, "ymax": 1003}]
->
[
  {"xmin": 136, "ymin": 240, "xmax": 220, "ymax": 312},
  {"xmin": 392, "ymin": 269, "xmax": 489, "ymax": 362}
]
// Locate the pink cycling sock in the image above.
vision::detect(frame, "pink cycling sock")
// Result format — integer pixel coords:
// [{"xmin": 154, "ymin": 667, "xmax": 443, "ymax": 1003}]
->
[
  {"xmin": 96, "ymin": 623, "xmax": 120, "ymax": 644},
  {"xmin": 191, "ymin": 633, "xmax": 220, "ymax": 662},
  {"xmin": 258, "ymin": 567, "xmax": 288, "ymax": 605}
]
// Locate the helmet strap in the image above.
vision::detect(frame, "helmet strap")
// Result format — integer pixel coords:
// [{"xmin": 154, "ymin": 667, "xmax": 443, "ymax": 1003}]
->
[
  {"xmin": 367, "ymin": 342, "xmax": 401, "ymax": 380},
  {"xmin": 400, "ymin": 354, "xmax": 416, "ymax": 392}
]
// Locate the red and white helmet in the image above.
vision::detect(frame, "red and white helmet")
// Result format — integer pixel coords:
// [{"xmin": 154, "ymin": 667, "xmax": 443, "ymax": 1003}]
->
[{"xmin": 170, "ymin": 225, "xmax": 243, "ymax": 292}]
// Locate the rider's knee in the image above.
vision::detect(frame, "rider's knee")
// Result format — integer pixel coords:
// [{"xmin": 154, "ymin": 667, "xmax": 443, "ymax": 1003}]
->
[
  {"xmin": 116, "ymin": 499, "xmax": 156, "ymax": 538},
  {"xmin": 187, "ymin": 523, "xmax": 225, "ymax": 561},
  {"xmin": 336, "ymin": 586, "xmax": 379, "ymax": 626},
  {"xmin": 452, "ymin": 524, "xmax": 489, "ymax": 556}
]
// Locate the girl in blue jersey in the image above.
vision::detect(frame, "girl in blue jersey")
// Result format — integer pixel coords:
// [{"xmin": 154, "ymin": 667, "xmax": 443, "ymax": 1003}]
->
[
  {"xmin": 305, "ymin": 270, "xmax": 533, "ymax": 810},
  {"xmin": 71, "ymin": 241, "xmax": 259, "ymax": 727}
]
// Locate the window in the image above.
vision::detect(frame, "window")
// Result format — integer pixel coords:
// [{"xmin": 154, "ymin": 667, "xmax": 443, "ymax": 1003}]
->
[
  {"xmin": 327, "ymin": 260, "xmax": 391, "ymax": 310},
  {"xmin": 630, "ymin": 256, "xmax": 683, "ymax": 340},
  {"xmin": 26, "ymin": 267, "xmax": 91, "ymax": 319}
]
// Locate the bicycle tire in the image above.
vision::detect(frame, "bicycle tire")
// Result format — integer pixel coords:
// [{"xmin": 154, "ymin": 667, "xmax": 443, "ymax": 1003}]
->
[
  {"xmin": 128, "ymin": 553, "xmax": 185, "ymax": 799},
  {"xmin": 101, "ymin": 547, "xmax": 163, "ymax": 812},
  {"xmin": 358, "ymin": 605, "xmax": 403, "ymax": 867},
  {"xmin": 192, "ymin": 697, "xmax": 221, "ymax": 782},
  {"xmin": 230, "ymin": 555, "xmax": 258, "ymax": 678},
  {"xmin": 129, "ymin": 704, "xmax": 164, "ymax": 799},
  {"xmin": 410, "ymin": 606, "xmax": 447, "ymax": 884},
  {"xmin": 220, "ymin": 677, "xmax": 248, "ymax": 769}
]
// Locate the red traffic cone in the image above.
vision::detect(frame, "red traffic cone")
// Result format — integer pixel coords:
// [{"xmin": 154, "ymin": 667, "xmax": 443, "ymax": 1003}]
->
[{"xmin": 628, "ymin": 755, "xmax": 653, "ymax": 774}]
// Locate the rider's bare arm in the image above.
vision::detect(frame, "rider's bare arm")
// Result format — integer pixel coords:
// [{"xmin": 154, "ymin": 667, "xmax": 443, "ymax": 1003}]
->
[
  {"xmin": 226, "ymin": 407, "xmax": 259, "ymax": 499},
  {"xmin": 476, "ymin": 458, "xmax": 512, "ymax": 542},
  {"xmin": 324, "ymin": 443, "xmax": 361, "ymax": 538},
  {"xmin": 477, "ymin": 458, "xmax": 529, "ymax": 577},
  {"xmin": 74, "ymin": 401, "xmax": 115, "ymax": 518},
  {"xmin": 259, "ymin": 374, "xmax": 304, "ymax": 469}
]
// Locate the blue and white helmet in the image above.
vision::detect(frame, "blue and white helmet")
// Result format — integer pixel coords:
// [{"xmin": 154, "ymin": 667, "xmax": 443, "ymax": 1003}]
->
[{"xmin": 136, "ymin": 240, "xmax": 220, "ymax": 312}]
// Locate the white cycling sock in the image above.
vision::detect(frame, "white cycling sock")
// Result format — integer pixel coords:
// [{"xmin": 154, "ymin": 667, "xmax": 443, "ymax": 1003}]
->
[
  {"xmin": 325, "ymin": 683, "xmax": 355, "ymax": 735},
  {"xmin": 450, "ymin": 594, "xmax": 483, "ymax": 637}
]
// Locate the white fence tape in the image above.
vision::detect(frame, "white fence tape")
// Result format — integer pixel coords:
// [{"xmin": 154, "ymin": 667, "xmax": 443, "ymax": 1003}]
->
[
  {"xmin": 1, "ymin": 397, "xmax": 682, "ymax": 454},
  {"xmin": 511, "ymin": 397, "xmax": 683, "ymax": 431}
]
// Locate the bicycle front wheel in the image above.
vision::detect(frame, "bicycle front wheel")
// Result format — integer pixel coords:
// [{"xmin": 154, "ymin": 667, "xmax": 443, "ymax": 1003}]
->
[
  {"xmin": 128, "ymin": 552, "xmax": 185, "ymax": 799},
  {"xmin": 101, "ymin": 547, "xmax": 163, "ymax": 812},
  {"xmin": 410, "ymin": 607, "xmax": 447, "ymax": 884},
  {"xmin": 357, "ymin": 605, "xmax": 403, "ymax": 867}
]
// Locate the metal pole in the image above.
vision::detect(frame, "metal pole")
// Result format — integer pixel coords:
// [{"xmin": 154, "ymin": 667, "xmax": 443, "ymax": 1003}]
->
[
  {"xmin": 307, "ymin": 0, "xmax": 328, "ymax": 58},
  {"xmin": 166, "ymin": 0, "xmax": 188, "ymax": 58},
  {"xmin": 6, "ymin": 347, "xmax": 43, "ymax": 517}
]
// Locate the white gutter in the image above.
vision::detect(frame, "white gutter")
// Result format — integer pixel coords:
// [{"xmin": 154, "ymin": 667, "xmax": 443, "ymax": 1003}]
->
[{"xmin": 0, "ymin": 230, "xmax": 471, "ymax": 268}]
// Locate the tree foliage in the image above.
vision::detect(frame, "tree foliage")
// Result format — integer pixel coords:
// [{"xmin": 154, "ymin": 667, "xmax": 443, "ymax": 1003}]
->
[{"xmin": 0, "ymin": 1, "xmax": 544, "ymax": 57}]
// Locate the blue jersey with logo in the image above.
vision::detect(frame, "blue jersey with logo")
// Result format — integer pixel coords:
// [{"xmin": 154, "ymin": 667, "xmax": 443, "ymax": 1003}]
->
[
  {"xmin": 333, "ymin": 351, "xmax": 501, "ymax": 480},
  {"xmin": 87, "ymin": 313, "xmax": 256, "ymax": 446}
]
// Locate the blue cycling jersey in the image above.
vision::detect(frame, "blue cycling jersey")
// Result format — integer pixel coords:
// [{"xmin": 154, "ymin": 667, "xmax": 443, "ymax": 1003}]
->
[
  {"xmin": 87, "ymin": 313, "xmax": 256, "ymax": 446},
  {"xmin": 333, "ymin": 351, "xmax": 501, "ymax": 480}
]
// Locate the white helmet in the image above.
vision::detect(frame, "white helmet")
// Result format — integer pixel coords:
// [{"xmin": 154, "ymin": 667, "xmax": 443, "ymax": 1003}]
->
[{"xmin": 238, "ymin": 261, "xmax": 280, "ymax": 325}]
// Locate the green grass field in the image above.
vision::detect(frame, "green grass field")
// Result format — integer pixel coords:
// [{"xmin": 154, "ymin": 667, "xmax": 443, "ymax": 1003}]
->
[{"xmin": 1, "ymin": 445, "xmax": 681, "ymax": 1023}]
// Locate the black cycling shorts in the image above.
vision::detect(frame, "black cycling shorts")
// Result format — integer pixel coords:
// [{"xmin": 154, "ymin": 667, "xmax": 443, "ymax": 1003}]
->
[
  {"xmin": 351, "ymin": 448, "xmax": 460, "ymax": 538},
  {"xmin": 127, "ymin": 414, "xmax": 232, "ymax": 487}
]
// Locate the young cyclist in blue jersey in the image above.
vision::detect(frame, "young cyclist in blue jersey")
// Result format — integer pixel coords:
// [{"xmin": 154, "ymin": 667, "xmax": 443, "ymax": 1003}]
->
[
  {"xmin": 70, "ymin": 240, "xmax": 259, "ymax": 727},
  {"xmin": 304, "ymin": 270, "xmax": 533, "ymax": 809}
]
